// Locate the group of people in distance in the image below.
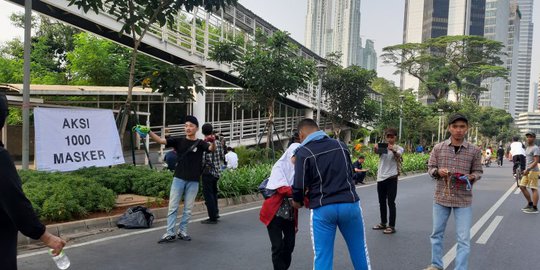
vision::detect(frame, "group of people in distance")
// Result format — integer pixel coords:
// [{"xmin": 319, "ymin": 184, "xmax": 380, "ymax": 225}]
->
[{"xmin": 4, "ymin": 89, "xmax": 537, "ymax": 270}]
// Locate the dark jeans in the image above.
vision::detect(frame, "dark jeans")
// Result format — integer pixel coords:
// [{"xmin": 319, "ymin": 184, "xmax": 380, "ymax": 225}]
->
[
  {"xmin": 513, "ymin": 155, "xmax": 526, "ymax": 174},
  {"xmin": 202, "ymin": 174, "xmax": 219, "ymax": 220},
  {"xmin": 497, "ymin": 155, "xmax": 504, "ymax": 166},
  {"xmin": 267, "ymin": 216, "xmax": 295, "ymax": 270},
  {"xmin": 377, "ymin": 176, "xmax": 398, "ymax": 227},
  {"xmin": 353, "ymin": 172, "xmax": 366, "ymax": 184}
]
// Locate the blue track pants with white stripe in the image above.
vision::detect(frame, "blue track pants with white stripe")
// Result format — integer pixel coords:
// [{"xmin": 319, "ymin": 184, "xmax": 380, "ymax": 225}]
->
[{"xmin": 310, "ymin": 202, "xmax": 371, "ymax": 270}]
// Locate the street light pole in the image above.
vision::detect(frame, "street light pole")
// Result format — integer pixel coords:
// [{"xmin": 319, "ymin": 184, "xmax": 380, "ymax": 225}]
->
[
  {"xmin": 437, "ymin": 109, "xmax": 443, "ymax": 143},
  {"xmin": 316, "ymin": 63, "xmax": 327, "ymax": 126},
  {"xmin": 399, "ymin": 95, "xmax": 404, "ymax": 142},
  {"xmin": 22, "ymin": 0, "xmax": 32, "ymax": 169}
]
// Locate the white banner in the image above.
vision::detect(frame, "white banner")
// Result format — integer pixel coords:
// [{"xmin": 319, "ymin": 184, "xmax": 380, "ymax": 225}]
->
[{"xmin": 34, "ymin": 107, "xmax": 125, "ymax": 172}]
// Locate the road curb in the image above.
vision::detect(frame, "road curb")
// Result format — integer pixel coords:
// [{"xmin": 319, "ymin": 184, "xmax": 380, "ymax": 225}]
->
[{"xmin": 17, "ymin": 193, "xmax": 265, "ymax": 248}]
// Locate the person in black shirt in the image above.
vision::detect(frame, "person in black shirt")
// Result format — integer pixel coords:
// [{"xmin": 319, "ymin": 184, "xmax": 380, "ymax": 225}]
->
[
  {"xmin": 352, "ymin": 155, "xmax": 368, "ymax": 184},
  {"xmin": 148, "ymin": 115, "xmax": 215, "ymax": 243},
  {"xmin": 163, "ymin": 149, "xmax": 177, "ymax": 172},
  {"xmin": 496, "ymin": 145, "xmax": 505, "ymax": 167},
  {"xmin": 0, "ymin": 94, "xmax": 66, "ymax": 270}
]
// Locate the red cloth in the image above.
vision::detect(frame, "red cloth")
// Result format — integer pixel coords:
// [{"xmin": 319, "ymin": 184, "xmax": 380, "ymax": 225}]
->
[{"xmin": 260, "ymin": 187, "xmax": 299, "ymax": 229}]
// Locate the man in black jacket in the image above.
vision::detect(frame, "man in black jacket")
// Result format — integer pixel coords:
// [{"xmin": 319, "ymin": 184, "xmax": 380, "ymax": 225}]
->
[
  {"xmin": 0, "ymin": 94, "xmax": 66, "ymax": 270},
  {"xmin": 292, "ymin": 119, "xmax": 370, "ymax": 270}
]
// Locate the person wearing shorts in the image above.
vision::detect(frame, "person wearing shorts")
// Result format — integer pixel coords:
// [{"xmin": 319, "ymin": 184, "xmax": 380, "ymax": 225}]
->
[{"xmin": 519, "ymin": 132, "xmax": 539, "ymax": 214}]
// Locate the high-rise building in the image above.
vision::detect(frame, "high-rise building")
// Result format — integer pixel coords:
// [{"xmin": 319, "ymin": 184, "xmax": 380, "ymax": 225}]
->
[
  {"xmin": 479, "ymin": 0, "xmax": 510, "ymax": 109},
  {"xmin": 505, "ymin": 1, "xmax": 521, "ymax": 115},
  {"xmin": 305, "ymin": 0, "xmax": 363, "ymax": 67},
  {"xmin": 530, "ymin": 81, "xmax": 539, "ymax": 112},
  {"xmin": 447, "ymin": 0, "xmax": 486, "ymax": 36},
  {"xmin": 332, "ymin": 0, "xmax": 362, "ymax": 67},
  {"xmin": 401, "ymin": 0, "xmax": 450, "ymax": 100},
  {"xmin": 515, "ymin": 0, "xmax": 534, "ymax": 117},
  {"xmin": 305, "ymin": 0, "xmax": 333, "ymax": 58},
  {"xmin": 362, "ymin": 39, "xmax": 377, "ymax": 71}
]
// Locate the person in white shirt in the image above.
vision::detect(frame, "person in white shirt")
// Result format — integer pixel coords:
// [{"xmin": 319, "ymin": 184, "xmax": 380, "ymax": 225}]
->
[
  {"xmin": 508, "ymin": 136, "xmax": 526, "ymax": 175},
  {"xmin": 225, "ymin": 147, "xmax": 238, "ymax": 169}
]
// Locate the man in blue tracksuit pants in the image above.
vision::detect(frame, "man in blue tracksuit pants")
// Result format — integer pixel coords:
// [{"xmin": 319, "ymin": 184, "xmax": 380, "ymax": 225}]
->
[{"xmin": 292, "ymin": 119, "xmax": 370, "ymax": 270}]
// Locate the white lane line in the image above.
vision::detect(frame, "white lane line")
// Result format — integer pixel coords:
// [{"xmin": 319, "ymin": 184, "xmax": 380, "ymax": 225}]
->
[
  {"xmin": 442, "ymin": 183, "xmax": 516, "ymax": 269},
  {"xmin": 475, "ymin": 216, "xmax": 503, "ymax": 245},
  {"xmin": 18, "ymin": 173, "xmax": 428, "ymax": 259},
  {"xmin": 17, "ymin": 205, "xmax": 263, "ymax": 259},
  {"xmin": 514, "ymin": 188, "xmax": 521, "ymax": 195}
]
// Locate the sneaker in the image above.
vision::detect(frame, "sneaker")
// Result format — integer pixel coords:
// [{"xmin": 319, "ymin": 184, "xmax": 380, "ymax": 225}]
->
[
  {"xmin": 177, "ymin": 232, "xmax": 192, "ymax": 241},
  {"xmin": 423, "ymin": 265, "xmax": 443, "ymax": 270},
  {"xmin": 201, "ymin": 218, "xmax": 218, "ymax": 224},
  {"xmin": 521, "ymin": 205, "xmax": 533, "ymax": 211},
  {"xmin": 523, "ymin": 207, "xmax": 539, "ymax": 214},
  {"xmin": 157, "ymin": 234, "xmax": 176, "ymax": 244}
]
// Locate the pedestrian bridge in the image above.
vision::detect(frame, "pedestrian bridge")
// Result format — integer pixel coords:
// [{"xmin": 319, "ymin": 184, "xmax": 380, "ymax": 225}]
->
[{"xmin": 7, "ymin": 0, "xmax": 323, "ymax": 109}]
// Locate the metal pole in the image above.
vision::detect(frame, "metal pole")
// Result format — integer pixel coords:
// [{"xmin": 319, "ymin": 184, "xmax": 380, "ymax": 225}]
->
[
  {"xmin": 399, "ymin": 95, "xmax": 404, "ymax": 142},
  {"xmin": 22, "ymin": 0, "xmax": 32, "ymax": 169},
  {"xmin": 316, "ymin": 77, "xmax": 322, "ymax": 125}
]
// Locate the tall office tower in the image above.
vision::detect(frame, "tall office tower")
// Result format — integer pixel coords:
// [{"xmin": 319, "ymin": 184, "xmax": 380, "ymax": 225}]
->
[
  {"xmin": 401, "ymin": 0, "xmax": 450, "ymax": 102},
  {"xmin": 305, "ymin": 0, "xmax": 362, "ymax": 67},
  {"xmin": 515, "ymin": 0, "xmax": 534, "ymax": 117},
  {"xmin": 305, "ymin": 0, "xmax": 334, "ymax": 58},
  {"xmin": 505, "ymin": 1, "xmax": 521, "ymax": 116},
  {"xmin": 446, "ymin": 0, "xmax": 486, "ymax": 101},
  {"xmin": 479, "ymin": 0, "xmax": 510, "ymax": 109},
  {"xmin": 362, "ymin": 39, "xmax": 377, "ymax": 71},
  {"xmin": 447, "ymin": 0, "xmax": 486, "ymax": 36},
  {"xmin": 530, "ymin": 81, "xmax": 539, "ymax": 112},
  {"xmin": 332, "ymin": 0, "xmax": 362, "ymax": 67}
]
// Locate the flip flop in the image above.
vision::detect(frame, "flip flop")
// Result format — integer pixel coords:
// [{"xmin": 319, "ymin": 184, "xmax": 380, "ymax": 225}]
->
[
  {"xmin": 372, "ymin": 223, "xmax": 387, "ymax": 230},
  {"xmin": 383, "ymin": 227, "xmax": 396, "ymax": 234}
]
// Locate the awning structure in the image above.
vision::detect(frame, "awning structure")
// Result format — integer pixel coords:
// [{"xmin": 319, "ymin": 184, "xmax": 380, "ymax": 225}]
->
[{"xmin": 0, "ymin": 84, "xmax": 162, "ymax": 96}]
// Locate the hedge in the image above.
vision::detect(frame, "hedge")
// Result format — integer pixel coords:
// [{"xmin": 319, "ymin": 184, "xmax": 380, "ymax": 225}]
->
[{"xmin": 19, "ymin": 165, "xmax": 173, "ymax": 222}]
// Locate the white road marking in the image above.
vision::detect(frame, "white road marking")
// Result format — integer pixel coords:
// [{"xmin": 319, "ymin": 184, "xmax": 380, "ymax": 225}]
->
[
  {"xmin": 442, "ymin": 183, "xmax": 516, "ymax": 269},
  {"xmin": 475, "ymin": 216, "xmax": 503, "ymax": 244},
  {"xmin": 17, "ymin": 173, "xmax": 428, "ymax": 259},
  {"xmin": 514, "ymin": 188, "xmax": 521, "ymax": 195}
]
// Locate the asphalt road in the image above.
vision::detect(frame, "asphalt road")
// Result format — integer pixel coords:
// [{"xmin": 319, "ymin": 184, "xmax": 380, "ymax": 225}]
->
[{"xmin": 17, "ymin": 162, "xmax": 539, "ymax": 270}]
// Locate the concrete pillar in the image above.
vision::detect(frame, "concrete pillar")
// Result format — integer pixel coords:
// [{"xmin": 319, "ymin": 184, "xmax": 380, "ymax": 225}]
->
[
  {"xmin": 304, "ymin": 108, "xmax": 314, "ymax": 119},
  {"xmin": 193, "ymin": 66, "xmax": 206, "ymax": 137},
  {"xmin": 343, "ymin": 129, "xmax": 352, "ymax": 144}
]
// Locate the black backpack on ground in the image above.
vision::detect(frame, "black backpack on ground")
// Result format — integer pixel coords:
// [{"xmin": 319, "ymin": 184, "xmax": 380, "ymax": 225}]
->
[{"xmin": 116, "ymin": 206, "xmax": 154, "ymax": 229}]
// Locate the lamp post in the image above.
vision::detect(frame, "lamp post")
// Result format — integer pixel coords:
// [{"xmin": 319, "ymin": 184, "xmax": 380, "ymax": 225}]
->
[
  {"xmin": 316, "ymin": 63, "xmax": 327, "ymax": 126},
  {"xmin": 399, "ymin": 95, "xmax": 404, "ymax": 142},
  {"xmin": 437, "ymin": 109, "xmax": 443, "ymax": 143}
]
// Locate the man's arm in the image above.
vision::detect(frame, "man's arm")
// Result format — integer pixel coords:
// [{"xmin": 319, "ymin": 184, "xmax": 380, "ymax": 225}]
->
[
  {"xmin": 428, "ymin": 144, "xmax": 439, "ymax": 178},
  {"xmin": 148, "ymin": 131, "xmax": 167, "ymax": 145},
  {"xmin": 292, "ymin": 153, "xmax": 309, "ymax": 207},
  {"xmin": 469, "ymin": 148, "xmax": 483, "ymax": 182}
]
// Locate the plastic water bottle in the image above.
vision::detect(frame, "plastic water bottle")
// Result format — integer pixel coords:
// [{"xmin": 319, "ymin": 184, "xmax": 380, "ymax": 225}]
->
[{"xmin": 50, "ymin": 250, "xmax": 70, "ymax": 269}]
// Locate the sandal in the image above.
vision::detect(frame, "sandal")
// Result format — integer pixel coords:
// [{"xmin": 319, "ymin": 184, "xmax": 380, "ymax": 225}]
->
[
  {"xmin": 372, "ymin": 223, "xmax": 387, "ymax": 230},
  {"xmin": 383, "ymin": 227, "xmax": 396, "ymax": 234}
]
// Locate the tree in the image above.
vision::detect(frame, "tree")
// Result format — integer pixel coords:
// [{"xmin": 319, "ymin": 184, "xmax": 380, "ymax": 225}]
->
[
  {"xmin": 382, "ymin": 35, "xmax": 508, "ymax": 102},
  {"xmin": 322, "ymin": 54, "xmax": 377, "ymax": 138},
  {"xmin": 67, "ymin": 0, "xmax": 237, "ymax": 140},
  {"xmin": 210, "ymin": 30, "xmax": 316, "ymax": 147}
]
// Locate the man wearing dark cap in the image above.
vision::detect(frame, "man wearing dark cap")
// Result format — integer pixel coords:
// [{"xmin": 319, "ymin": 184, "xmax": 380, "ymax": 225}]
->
[
  {"xmin": 425, "ymin": 113, "xmax": 483, "ymax": 270},
  {"xmin": 148, "ymin": 115, "xmax": 216, "ymax": 242},
  {"xmin": 519, "ymin": 132, "xmax": 539, "ymax": 214},
  {"xmin": 0, "ymin": 94, "xmax": 66, "ymax": 270}
]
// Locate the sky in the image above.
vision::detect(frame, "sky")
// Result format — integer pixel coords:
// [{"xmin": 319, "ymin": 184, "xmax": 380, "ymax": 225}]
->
[{"xmin": 1, "ymin": 0, "xmax": 539, "ymax": 87}]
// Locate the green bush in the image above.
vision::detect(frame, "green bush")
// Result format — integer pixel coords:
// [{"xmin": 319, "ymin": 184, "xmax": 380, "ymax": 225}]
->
[
  {"xmin": 22, "ymin": 174, "xmax": 116, "ymax": 222},
  {"xmin": 218, "ymin": 163, "xmax": 272, "ymax": 198},
  {"xmin": 234, "ymin": 146, "xmax": 282, "ymax": 167}
]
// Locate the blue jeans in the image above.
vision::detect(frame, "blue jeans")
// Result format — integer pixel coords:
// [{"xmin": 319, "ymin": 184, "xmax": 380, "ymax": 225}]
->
[
  {"xmin": 310, "ymin": 202, "xmax": 370, "ymax": 270},
  {"xmin": 430, "ymin": 203, "xmax": 472, "ymax": 270},
  {"xmin": 165, "ymin": 177, "xmax": 199, "ymax": 236}
]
